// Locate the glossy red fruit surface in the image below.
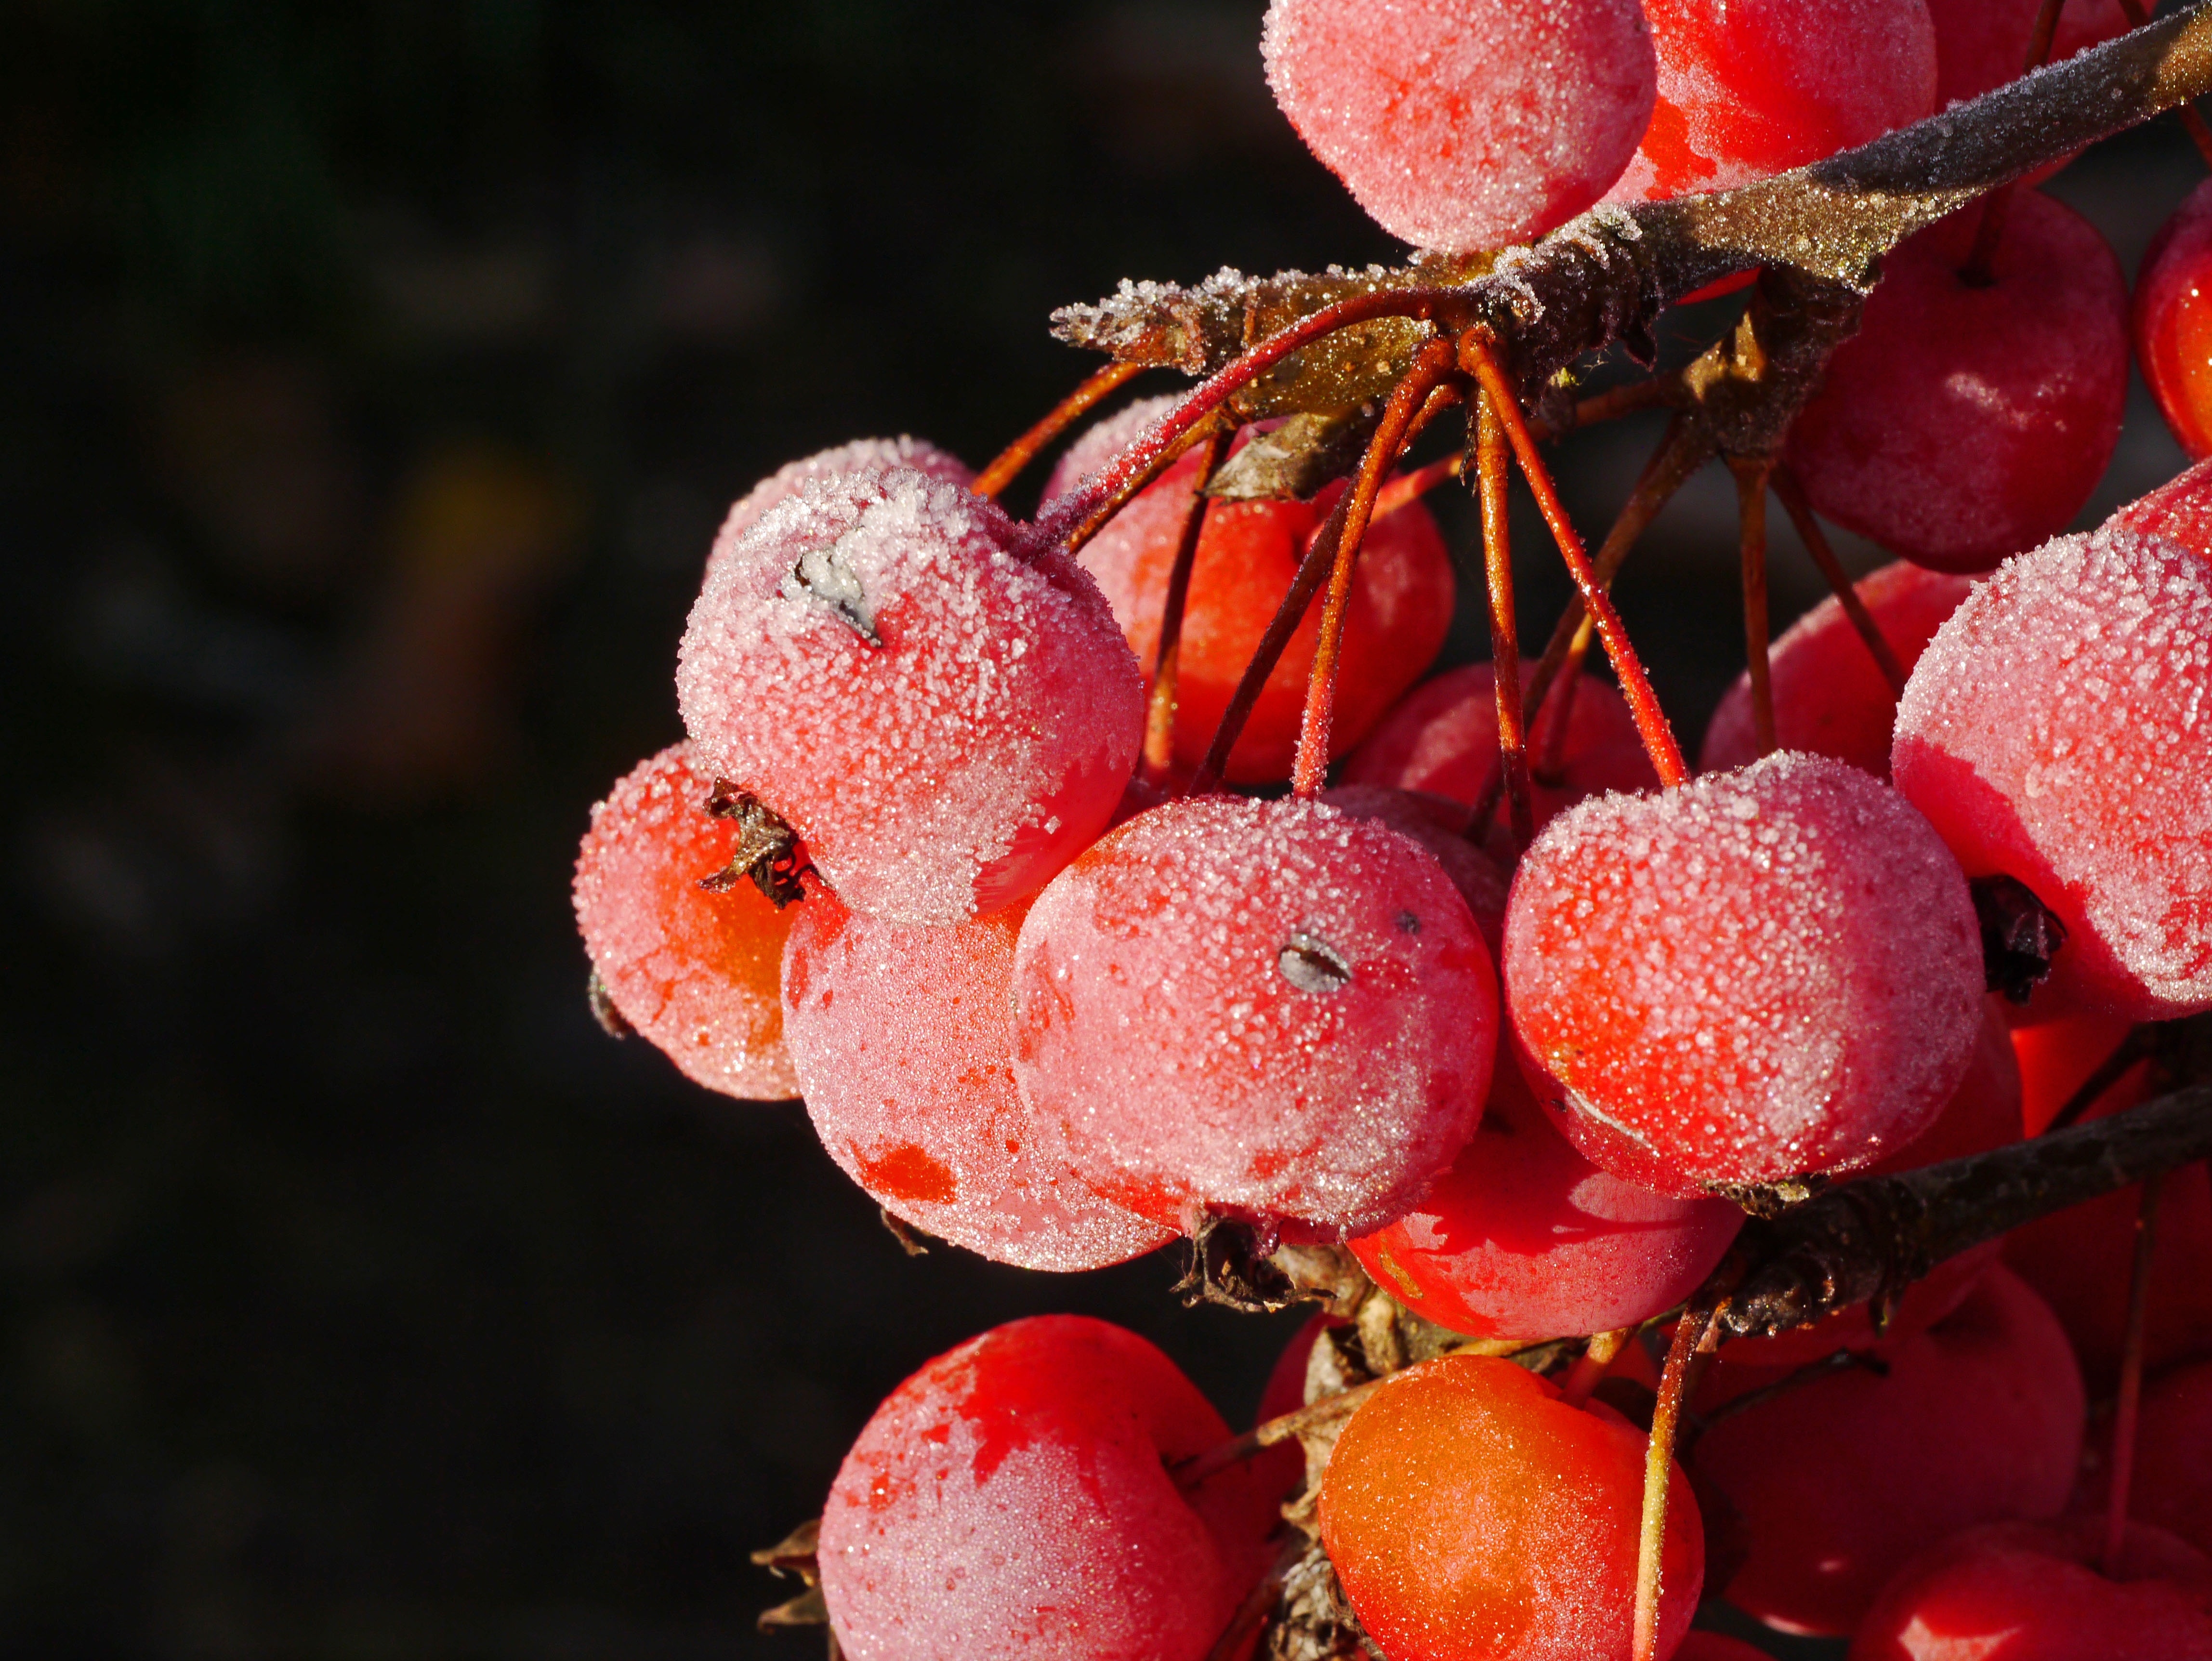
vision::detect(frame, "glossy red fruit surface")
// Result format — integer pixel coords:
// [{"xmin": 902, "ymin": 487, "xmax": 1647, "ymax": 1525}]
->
[
  {"xmin": 677, "ymin": 465, "xmax": 1143, "ymax": 924},
  {"xmin": 2137, "ymin": 180, "xmax": 2212, "ymax": 461},
  {"xmin": 1261, "ymin": 0, "xmax": 1657, "ymax": 251},
  {"xmin": 1609, "ymin": 0, "xmax": 1936, "ymax": 201},
  {"xmin": 572, "ymin": 744, "xmax": 799, "ymax": 1100},
  {"xmin": 1848, "ymin": 1519, "xmax": 2212, "ymax": 1661},
  {"xmin": 1320, "ymin": 1353, "xmax": 1703, "ymax": 1661},
  {"xmin": 1505, "ymin": 751, "xmax": 1985, "ymax": 1197},
  {"xmin": 1343, "ymin": 663, "xmax": 1659, "ymax": 830},
  {"xmin": 1892, "ymin": 527, "xmax": 2212, "ymax": 1022},
  {"xmin": 1784, "ymin": 192, "xmax": 2129, "ymax": 573},
  {"xmin": 1696, "ymin": 1266, "xmax": 2085, "ymax": 1636},
  {"xmin": 1926, "ymin": 0, "xmax": 2131, "ymax": 107},
  {"xmin": 1012, "ymin": 795, "xmax": 1496, "ymax": 1240},
  {"xmin": 1349, "ymin": 1062, "xmax": 1742, "ymax": 1342},
  {"xmin": 779, "ymin": 892, "xmax": 1172, "ymax": 1272},
  {"xmin": 1060, "ymin": 416, "xmax": 1453, "ymax": 785},
  {"xmin": 820, "ymin": 1315, "xmax": 1278, "ymax": 1661},
  {"xmin": 1699, "ymin": 561, "xmax": 1972, "ymax": 779}
]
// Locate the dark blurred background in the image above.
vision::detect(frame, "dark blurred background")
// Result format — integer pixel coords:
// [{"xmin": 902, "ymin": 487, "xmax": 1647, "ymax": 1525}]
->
[{"xmin": 0, "ymin": 2, "xmax": 2197, "ymax": 1655}]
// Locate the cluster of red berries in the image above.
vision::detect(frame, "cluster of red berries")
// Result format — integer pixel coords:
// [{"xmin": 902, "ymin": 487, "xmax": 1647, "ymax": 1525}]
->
[{"xmin": 570, "ymin": 0, "xmax": 2212, "ymax": 1656}]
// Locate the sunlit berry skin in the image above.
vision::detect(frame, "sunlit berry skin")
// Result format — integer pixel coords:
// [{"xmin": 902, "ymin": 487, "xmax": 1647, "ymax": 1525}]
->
[
  {"xmin": 1320, "ymin": 1353, "xmax": 1703, "ymax": 1661},
  {"xmin": 572, "ymin": 744, "xmax": 799, "ymax": 1100},
  {"xmin": 1700, "ymin": 561, "xmax": 1973, "ymax": 779},
  {"xmin": 2140, "ymin": 181, "xmax": 2212, "ymax": 461},
  {"xmin": 1321, "ymin": 784, "xmax": 1511, "ymax": 953},
  {"xmin": 1848, "ymin": 1519, "xmax": 2212, "ymax": 1661},
  {"xmin": 1350, "ymin": 1062, "xmax": 1742, "ymax": 1342},
  {"xmin": 1505, "ymin": 752, "xmax": 1985, "ymax": 1198},
  {"xmin": 2111, "ymin": 455, "xmax": 2212, "ymax": 558},
  {"xmin": 819, "ymin": 1315, "xmax": 1278, "ymax": 1661},
  {"xmin": 705, "ymin": 435, "xmax": 973, "ymax": 576},
  {"xmin": 1694, "ymin": 1266, "xmax": 2085, "ymax": 1637},
  {"xmin": 1011, "ymin": 795, "xmax": 1497, "ymax": 1241},
  {"xmin": 779, "ymin": 892, "xmax": 1172, "ymax": 1272},
  {"xmin": 1344, "ymin": 664, "xmax": 1659, "ymax": 830},
  {"xmin": 1261, "ymin": 0, "xmax": 1657, "ymax": 252},
  {"xmin": 1926, "ymin": 0, "xmax": 2130, "ymax": 108},
  {"xmin": 1057, "ymin": 414, "xmax": 1453, "ymax": 786},
  {"xmin": 1784, "ymin": 192, "xmax": 2129, "ymax": 573},
  {"xmin": 1608, "ymin": 0, "xmax": 1936, "ymax": 202},
  {"xmin": 677, "ymin": 465, "xmax": 1143, "ymax": 924},
  {"xmin": 1892, "ymin": 527, "xmax": 2212, "ymax": 1021}
]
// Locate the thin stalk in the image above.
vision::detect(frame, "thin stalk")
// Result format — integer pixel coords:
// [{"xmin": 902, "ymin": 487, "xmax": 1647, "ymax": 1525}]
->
[
  {"xmin": 1293, "ymin": 343, "xmax": 1462, "ymax": 796},
  {"xmin": 2116, "ymin": 0, "xmax": 2212, "ymax": 167},
  {"xmin": 1461, "ymin": 336, "xmax": 1689, "ymax": 788},
  {"xmin": 1203, "ymin": 1533, "xmax": 1303, "ymax": 1661},
  {"xmin": 1962, "ymin": 0, "xmax": 2065, "ymax": 285},
  {"xmin": 1065, "ymin": 410, "xmax": 1226, "ymax": 556},
  {"xmin": 1734, "ymin": 458, "xmax": 1778, "ymax": 758},
  {"xmin": 1476, "ymin": 391, "xmax": 1535, "ymax": 845},
  {"xmin": 1561, "ymin": 1325, "xmax": 1636, "ymax": 1408},
  {"xmin": 2106, "ymin": 1170, "xmax": 2166, "ymax": 1577},
  {"xmin": 1772, "ymin": 464, "xmax": 1906, "ymax": 696},
  {"xmin": 2046, "ymin": 1027, "xmax": 2155, "ymax": 1134},
  {"xmin": 972, "ymin": 359, "xmax": 1143, "ymax": 501},
  {"xmin": 1635, "ymin": 1305, "xmax": 1718, "ymax": 1661},
  {"xmin": 1562, "ymin": 376, "xmax": 1683, "ymax": 432},
  {"xmin": 1142, "ymin": 428, "xmax": 1231, "ymax": 786},
  {"xmin": 1369, "ymin": 450, "xmax": 1462, "ymax": 520}
]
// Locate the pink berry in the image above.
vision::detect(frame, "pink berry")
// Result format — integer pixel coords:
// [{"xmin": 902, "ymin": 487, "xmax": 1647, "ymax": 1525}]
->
[
  {"xmin": 1609, "ymin": 0, "xmax": 1937, "ymax": 202},
  {"xmin": 677, "ymin": 466, "xmax": 1143, "ymax": 924},
  {"xmin": 1343, "ymin": 663, "xmax": 1660, "ymax": 830},
  {"xmin": 1892, "ymin": 527, "xmax": 2212, "ymax": 1021},
  {"xmin": 1926, "ymin": 0, "xmax": 2132, "ymax": 108},
  {"xmin": 708, "ymin": 435, "xmax": 973, "ymax": 574},
  {"xmin": 1349, "ymin": 1059, "xmax": 1743, "ymax": 1342},
  {"xmin": 1505, "ymin": 751, "xmax": 1986, "ymax": 1197},
  {"xmin": 1261, "ymin": 0, "xmax": 1657, "ymax": 251},
  {"xmin": 780, "ymin": 891, "xmax": 1173, "ymax": 1272},
  {"xmin": 1012, "ymin": 796, "xmax": 1497, "ymax": 1241},
  {"xmin": 572, "ymin": 744, "xmax": 799, "ymax": 1100},
  {"xmin": 819, "ymin": 1315, "xmax": 1278, "ymax": 1661},
  {"xmin": 1783, "ymin": 192, "xmax": 2129, "ymax": 573},
  {"xmin": 1700, "ymin": 561, "xmax": 1973, "ymax": 779},
  {"xmin": 2135, "ymin": 181, "xmax": 2212, "ymax": 461}
]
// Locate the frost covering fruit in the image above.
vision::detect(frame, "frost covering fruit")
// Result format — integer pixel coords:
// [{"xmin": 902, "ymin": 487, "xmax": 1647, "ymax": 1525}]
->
[
  {"xmin": 1892, "ymin": 527, "xmax": 2212, "ymax": 1021},
  {"xmin": 677, "ymin": 465, "xmax": 1143, "ymax": 924},
  {"xmin": 572, "ymin": 744, "xmax": 799, "ymax": 1100},
  {"xmin": 780, "ymin": 892, "xmax": 1172, "ymax": 1272},
  {"xmin": 1260, "ymin": 0, "xmax": 1657, "ymax": 252},
  {"xmin": 1012, "ymin": 795, "xmax": 1496, "ymax": 1240},
  {"xmin": 1504, "ymin": 751, "xmax": 1985, "ymax": 1196},
  {"xmin": 705, "ymin": 435, "xmax": 972, "ymax": 576},
  {"xmin": 819, "ymin": 1315, "xmax": 1277, "ymax": 1661}
]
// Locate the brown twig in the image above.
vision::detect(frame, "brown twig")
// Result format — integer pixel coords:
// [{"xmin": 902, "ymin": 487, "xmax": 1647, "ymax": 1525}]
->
[
  {"xmin": 973, "ymin": 359, "xmax": 1144, "ymax": 501},
  {"xmin": 1771, "ymin": 463, "xmax": 1907, "ymax": 697}
]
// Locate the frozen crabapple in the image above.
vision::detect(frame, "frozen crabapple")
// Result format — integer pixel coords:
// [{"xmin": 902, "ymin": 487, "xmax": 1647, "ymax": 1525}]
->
[
  {"xmin": 819, "ymin": 1315, "xmax": 1279, "ymax": 1661},
  {"xmin": 1848, "ymin": 1519, "xmax": 2212, "ymax": 1661},
  {"xmin": 779, "ymin": 891, "xmax": 1172, "ymax": 1272},
  {"xmin": 1699, "ymin": 560, "xmax": 1973, "ymax": 779},
  {"xmin": 1260, "ymin": 0, "xmax": 1656, "ymax": 252},
  {"xmin": 2136, "ymin": 181, "xmax": 2212, "ymax": 461},
  {"xmin": 1344, "ymin": 663, "xmax": 1660, "ymax": 830},
  {"xmin": 677, "ymin": 465, "xmax": 1143, "ymax": 924},
  {"xmin": 1892, "ymin": 527, "xmax": 2212, "ymax": 1021},
  {"xmin": 1784, "ymin": 192, "xmax": 2129, "ymax": 573},
  {"xmin": 1319, "ymin": 1353, "xmax": 1704, "ymax": 1661},
  {"xmin": 1321, "ymin": 784, "xmax": 1511, "ymax": 952},
  {"xmin": 705, "ymin": 435, "xmax": 972, "ymax": 576},
  {"xmin": 1926, "ymin": 0, "xmax": 2131, "ymax": 107},
  {"xmin": 572, "ymin": 744, "xmax": 799, "ymax": 1100},
  {"xmin": 1047, "ymin": 398, "xmax": 1454, "ymax": 785},
  {"xmin": 1348, "ymin": 1059, "xmax": 1743, "ymax": 1342},
  {"xmin": 1011, "ymin": 795, "xmax": 1497, "ymax": 1241},
  {"xmin": 1504, "ymin": 751, "xmax": 1986, "ymax": 1198},
  {"xmin": 1608, "ymin": 0, "xmax": 1936, "ymax": 203},
  {"xmin": 1693, "ymin": 1266, "xmax": 2085, "ymax": 1637},
  {"xmin": 2111, "ymin": 455, "xmax": 2212, "ymax": 558}
]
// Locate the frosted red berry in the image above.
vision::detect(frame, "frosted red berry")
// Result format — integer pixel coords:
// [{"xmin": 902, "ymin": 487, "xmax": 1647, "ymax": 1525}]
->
[
  {"xmin": 2111, "ymin": 456, "xmax": 2212, "ymax": 559},
  {"xmin": 706, "ymin": 435, "xmax": 973, "ymax": 575}
]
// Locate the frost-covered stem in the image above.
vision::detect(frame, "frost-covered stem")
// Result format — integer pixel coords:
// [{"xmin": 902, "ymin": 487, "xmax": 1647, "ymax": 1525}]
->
[
  {"xmin": 1145, "ymin": 429, "xmax": 1230, "ymax": 785},
  {"xmin": 2117, "ymin": 0, "xmax": 2212, "ymax": 169},
  {"xmin": 1561, "ymin": 1324, "xmax": 1635, "ymax": 1408},
  {"xmin": 974, "ymin": 359, "xmax": 1144, "ymax": 501},
  {"xmin": 1634, "ymin": 1306, "xmax": 1714, "ymax": 1661},
  {"xmin": 1293, "ymin": 342, "xmax": 1462, "ymax": 797},
  {"xmin": 1735, "ymin": 459, "xmax": 1778, "ymax": 758},
  {"xmin": 1063, "ymin": 410, "xmax": 1224, "ymax": 557},
  {"xmin": 1462, "ymin": 334, "xmax": 1688, "ymax": 789},
  {"xmin": 1477, "ymin": 390, "xmax": 1536, "ymax": 845},
  {"xmin": 1772, "ymin": 465, "xmax": 1907, "ymax": 696},
  {"xmin": 2106, "ymin": 1169, "xmax": 2166, "ymax": 1577}
]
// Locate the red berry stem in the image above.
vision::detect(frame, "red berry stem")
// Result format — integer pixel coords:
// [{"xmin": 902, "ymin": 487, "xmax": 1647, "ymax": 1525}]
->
[
  {"xmin": 1201, "ymin": 1533, "xmax": 1303, "ymax": 1661},
  {"xmin": 1034, "ymin": 287, "xmax": 1470, "ymax": 548},
  {"xmin": 1560, "ymin": 1324, "xmax": 1636, "ymax": 1408},
  {"xmin": 2116, "ymin": 0, "xmax": 2212, "ymax": 168},
  {"xmin": 1475, "ymin": 389, "xmax": 1537, "ymax": 845},
  {"xmin": 1064, "ymin": 409, "xmax": 1231, "ymax": 557},
  {"xmin": 1734, "ymin": 458, "xmax": 1779, "ymax": 758},
  {"xmin": 1534, "ymin": 616, "xmax": 1595, "ymax": 786},
  {"xmin": 1636, "ymin": 1304, "xmax": 1720, "ymax": 1661},
  {"xmin": 1771, "ymin": 463, "xmax": 1908, "ymax": 697},
  {"xmin": 1292, "ymin": 341, "xmax": 1464, "ymax": 797},
  {"xmin": 2045, "ymin": 1026, "xmax": 2157, "ymax": 1134},
  {"xmin": 1462, "ymin": 334, "xmax": 1690, "ymax": 790},
  {"xmin": 1143, "ymin": 427, "xmax": 1232, "ymax": 786},
  {"xmin": 973, "ymin": 359, "xmax": 1145, "ymax": 501},
  {"xmin": 2105, "ymin": 1168, "xmax": 2166, "ymax": 1576}
]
